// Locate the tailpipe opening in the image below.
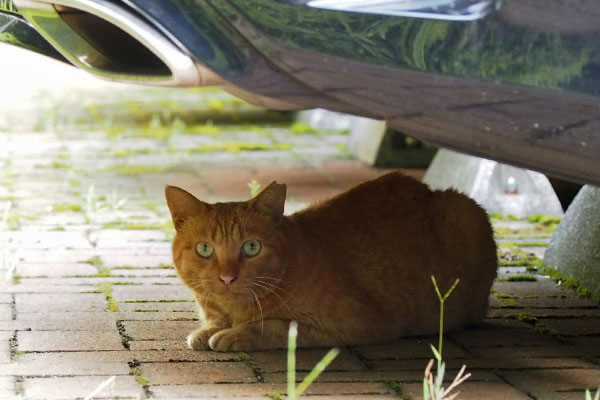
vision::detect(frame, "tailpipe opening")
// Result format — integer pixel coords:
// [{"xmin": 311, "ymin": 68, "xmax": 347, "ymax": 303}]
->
[{"xmin": 14, "ymin": 0, "xmax": 201, "ymax": 86}]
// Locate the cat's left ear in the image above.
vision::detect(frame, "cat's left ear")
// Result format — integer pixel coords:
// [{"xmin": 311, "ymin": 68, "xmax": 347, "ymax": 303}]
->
[
  {"xmin": 165, "ymin": 185, "xmax": 210, "ymax": 232},
  {"xmin": 250, "ymin": 181, "xmax": 286, "ymax": 221}
]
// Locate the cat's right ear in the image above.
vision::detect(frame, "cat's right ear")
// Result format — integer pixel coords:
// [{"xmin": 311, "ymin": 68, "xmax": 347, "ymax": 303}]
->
[{"xmin": 165, "ymin": 185, "xmax": 209, "ymax": 232}]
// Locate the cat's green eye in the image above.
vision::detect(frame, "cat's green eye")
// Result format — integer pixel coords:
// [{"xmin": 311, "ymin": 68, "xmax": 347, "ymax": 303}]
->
[
  {"xmin": 196, "ymin": 242, "xmax": 214, "ymax": 258},
  {"xmin": 242, "ymin": 240, "xmax": 261, "ymax": 257}
]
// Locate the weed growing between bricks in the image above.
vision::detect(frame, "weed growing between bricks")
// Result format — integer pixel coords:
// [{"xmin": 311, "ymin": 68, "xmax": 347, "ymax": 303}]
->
[
  {"xmin": 237, "ymin": 352, "xmax": 265, "ymax": 382},
  {"xmin": 128, "ymin": 360, "xmax": 153, "ymax": 397},
  {"xmin": 116, "ymin": 321, "xmax": 133, "ymax": 350}
]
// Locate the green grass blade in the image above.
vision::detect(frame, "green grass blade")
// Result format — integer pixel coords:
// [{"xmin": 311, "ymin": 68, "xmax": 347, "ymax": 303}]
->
[
  {"xmin": 586, "ymin": 388, "xmax": 600, "ymax": 400},
  {"xmin": 295, "ymin": 347, "xmax": 340, "ymax": 397},
  {"xmin": 287, "ymin": 321, "xmax": 298, "ymax": 400},
  {"xmin": 423, "ymin": 378, "xmax": 431, "ymax": 400},
  {"xmin": 429, "ymin": 344, "xmax": 441, "ymax": 362}
]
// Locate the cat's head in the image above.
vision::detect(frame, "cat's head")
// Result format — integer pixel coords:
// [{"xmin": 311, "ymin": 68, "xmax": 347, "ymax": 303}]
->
[{"xmin": 165, "ymin": 182, "xmax": 288, "ymax": 304}]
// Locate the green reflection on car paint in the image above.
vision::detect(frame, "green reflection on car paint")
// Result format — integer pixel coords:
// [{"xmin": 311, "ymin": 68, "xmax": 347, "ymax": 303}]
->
[{"xmin": 226, "ymin": 0, "xmax": 591, "ymax": 91}]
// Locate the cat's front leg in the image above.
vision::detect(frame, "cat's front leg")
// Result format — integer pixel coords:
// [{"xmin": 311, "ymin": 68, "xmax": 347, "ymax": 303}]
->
[
  {"xmin": 187, "ymin": 323, "xmax": 228, "ymax": 350},
  {"xmin": 188, "ymin": 296, "xmax": 230, "ymax": 350},
  {"xmin": 208, "ymin": 319, "xmax": 291, "ymax": 351}
]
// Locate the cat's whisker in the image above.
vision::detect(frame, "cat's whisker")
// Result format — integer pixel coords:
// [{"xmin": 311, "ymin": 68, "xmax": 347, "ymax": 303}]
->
[
  {"xmin": 253, "ymin": 276, "xmax": 291, "ymax": 287},
  {"xmin": 253, "ymin": 282, "xmax": 292, "ymax": 315},
  {"xmin": 255, "ymin": 279, "xmax": 291, "ymax": 297},
  {"xmin": 203, "ymin": 290, "xmax": 212, "ymax": 310},
  {"xmin": 187, "ymin": 283, "xmax": 206, "ymax": 292},
  {"xmin": 252, "ymin": 282, "xmax": 273, "ymax": 296},
  {"xmin": 248, "ymin": 288, "xmax": 264, "ymax": 336}
]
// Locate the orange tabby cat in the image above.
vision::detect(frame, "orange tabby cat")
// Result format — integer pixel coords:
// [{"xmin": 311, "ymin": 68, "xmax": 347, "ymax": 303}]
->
[{"xmin": 165, "ymin": 172, "xmax": 497, "ymax": 352}]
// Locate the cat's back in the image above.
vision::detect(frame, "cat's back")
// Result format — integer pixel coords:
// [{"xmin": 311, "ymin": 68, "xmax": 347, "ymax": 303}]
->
[
  {"xmin": 288, "ymin": 172, "xmax": 496, "ymax": 337},
  {"xmin": 292, "ymin": 172, "xmax": 433, "ymax": 231}
]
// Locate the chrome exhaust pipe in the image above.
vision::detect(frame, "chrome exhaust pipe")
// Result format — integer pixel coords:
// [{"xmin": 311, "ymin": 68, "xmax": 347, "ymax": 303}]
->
[{"xmin": 13, "ymin": 0, "xmax": 203, "ymax": 86}]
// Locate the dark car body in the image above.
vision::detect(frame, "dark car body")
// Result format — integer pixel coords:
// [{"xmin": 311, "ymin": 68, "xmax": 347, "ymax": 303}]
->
[{"xmin": 1, "ymin": 0, "xmax": 599, "ymax": 185}]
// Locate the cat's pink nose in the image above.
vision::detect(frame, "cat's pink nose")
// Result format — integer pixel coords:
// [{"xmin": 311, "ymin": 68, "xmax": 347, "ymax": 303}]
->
[{"xmin": 219, "ymin": 275, "xmax": 236, "ymax": 287}]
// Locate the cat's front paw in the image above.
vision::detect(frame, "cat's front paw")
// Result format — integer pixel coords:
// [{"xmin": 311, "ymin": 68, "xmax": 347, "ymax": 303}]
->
[
  {"xmin": 208, "ymin": 328, "xmax": 256, "ymax": 352},
  {"xmin": 187, "ymin": 326, "xmax": 224, "ymax": 350}
]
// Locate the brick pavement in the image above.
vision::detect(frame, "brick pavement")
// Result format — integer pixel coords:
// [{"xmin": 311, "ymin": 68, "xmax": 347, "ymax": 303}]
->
[{"xmin": 1, "ymin": 44, "xmax": 600, "ymax": 400}]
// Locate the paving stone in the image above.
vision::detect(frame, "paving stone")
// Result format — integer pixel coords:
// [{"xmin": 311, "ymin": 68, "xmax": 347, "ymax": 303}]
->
[
  {"xmin": 538, "ymin": 318, "xmax": 600, "ymax": 335},
  {"xmin": 94, "ymin": 229, "xmax": 166, "ymax": 247},
  {"xmin": 371, "ymin": 358, "xmax": 471, "ymax": 372},
  {"xmin": 111, "ymin": 286, "xmax": 194, "ymax": 302},
  {"xmin": 5, "ymin": 315, "xmax": 116, "ymax": 331},
  {"xmin": 250, "ymin": 348, "xmax": 367, "ymax": 373},
  {"xmin": 263, "ymin": 369, "xmax": 501, "ymax": 384},
  {"xmin": 512, "ymin": 297, "xmax": 600, "ymax": 309},
  {"xmin": 464, "ymin": 356, "xmax": 596, "ymax": 370},
  {"xmin": 487, "ymin": 308, "xmax": 600, "ymax": 318},
  {"xmin": 18, "ymin": 330, "xmax": 124, "ymax": 351},
  {"xmin": 15, "ymin": 262, "xmax": 98, "ymax": 277},
  {"xmin": 0, "ymin": 304, "xmax": 11, "ymax": 321},
  {"xmin": 109, "ymin": 269, "xmax": 178, "ymax": 279},
  {"xmin": 150, "ymin": 382, "xmax": 281, "ymax": 398},
  {"xmin": 23, "ymin": 375, "xmax": 144, "ymax": 400},
  {"xmin": 493, "ymin": 281, "xmax": 568, "ymax": 298},
  {"xmin": 0, "ymin": 294, "xmax": 12, "ymax": 304},
  {"xmin": 128, "ymin": 340, "xmax": 189, "ymax": 351},
  {"xmin": 141, "ymin": 361, "xmax": 257, "ymax": 384},
  {"xmin": 0, "ymin": 332, "xmax": 12, "ymax": 364},
  {"xmin": 281, "ymin": 382, "xmax": 395, "ymax": 396},
  {"xmin": 402, "ymin": 380, "xmax": 531, "ymax": 400},
  {"xmin": 567, "ymin": 335, "xmax": 600, "ymax": 347},
  {"xmin": 352, "ymin": 337, "xmax": 470, "ymax": 360},
  {"xmin": 20, "ymin": 249, "xmax": 172, "ymax": 267},
  {"xmin": 0, "ymin": 376, "xmax": 14, "ymax": 398},
  {"xmin": 115, "ymin": 311, "xmax": 197, "ymax": 321},
  {"xmin": 121, "ymin": 320, "xmax": 198, "ymax": 341},
  {"xmin": 3, "ymin": 283, "xmax": 98, "ymax": 294},
  {"xmin": 15, "ymin": 293, "xmax": 106, "ymax": 312},
  {"xmin": 131, "ymin": 349, "xmax": 237, "ymax": 362},
  {"xmin": 501, "ymin": 368, "xmax": 600, "ymax": 399},
  {"xmin": 467, "ymin": 345, "xmax": 598, "ymax": 358},
  {"xmin": 449, "ymin": 327, "xmax": 562, "ymax": 348},
  {"xmin": 19, "ymin": 249, "xmax": 105, "ymax": 264},
  {"xmin": 479, "ymin": 318, "xmax": 533, "ymax": 330},
  {"xmin": 119, "ymin": 301, "xmax": 197, "ymax": 312},
  {"xmin": 11, "ymin": 351, "xmax": 130, "ymax": 375},
  {"xmin": 7, "ymin": 231, "xmax": 91, "ymax": 249},
  {"xmin": 488, "ymin": 294, "xmax": 505, "ymax": 308},
  {"xmin": 22, "ymin": 276, "xmax": 180, "ymax": 286}
]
